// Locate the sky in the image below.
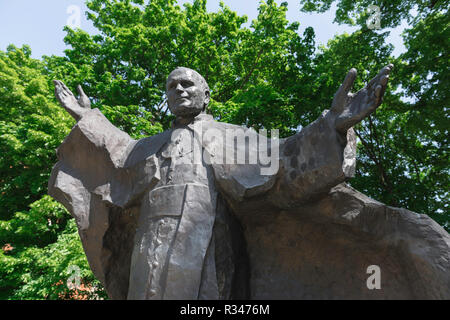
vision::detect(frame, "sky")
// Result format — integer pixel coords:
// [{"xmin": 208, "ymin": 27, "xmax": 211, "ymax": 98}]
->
[{"xmin": 0, "ymin": 0, "xmax": 408, "ymax": 59}]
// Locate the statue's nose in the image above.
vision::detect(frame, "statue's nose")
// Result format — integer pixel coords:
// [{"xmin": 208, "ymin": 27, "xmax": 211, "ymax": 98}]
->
[{"xmin": 175, "ymin": 83, "xmax": 184, "ymax": 92}]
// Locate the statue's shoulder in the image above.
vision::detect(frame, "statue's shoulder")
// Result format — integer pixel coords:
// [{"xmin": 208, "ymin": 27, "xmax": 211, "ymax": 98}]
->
[
  {"xmin": 123, "ymin": 130, "xmax": 172, "ymax": 167},
  {"xmin": 205, "ymin": 118, "xmax": 253, "ymax": 132}
]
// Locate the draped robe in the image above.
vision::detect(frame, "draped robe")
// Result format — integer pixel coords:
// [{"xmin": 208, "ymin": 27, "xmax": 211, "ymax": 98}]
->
[{"xmin": 49, "ymin": 109, "xmax": 450, "ymax": 299}]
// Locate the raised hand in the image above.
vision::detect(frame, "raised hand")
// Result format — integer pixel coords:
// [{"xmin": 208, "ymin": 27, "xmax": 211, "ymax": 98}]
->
[
  {"xmin": 53, "ymin": 80, "xmax": 91, "ymax": 121},
  {"xmin": 331, "ymin": 64, "xmax": 393, "ymax": 132}
]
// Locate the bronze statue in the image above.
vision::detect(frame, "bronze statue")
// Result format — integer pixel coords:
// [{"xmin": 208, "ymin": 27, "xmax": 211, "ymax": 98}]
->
[{"xmin": 49, "ymin": 65, "xmax": 450, "ymax": 299}]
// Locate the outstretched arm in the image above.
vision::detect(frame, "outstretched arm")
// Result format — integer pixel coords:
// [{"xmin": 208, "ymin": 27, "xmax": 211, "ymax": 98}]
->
[
  {"xmin": 50, "ymin": 79, "xmax": 137, "ymax": 205},
  {"xmin": 264, "ymin": 65, "xmax": 393, "ymax": 207}
]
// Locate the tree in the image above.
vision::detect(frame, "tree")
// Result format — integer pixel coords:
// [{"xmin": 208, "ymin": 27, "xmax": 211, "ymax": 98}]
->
[
  {"xmin": 299, "ymin": 0, "xmax": 449, "ymax": 230},
  {"xmin": 0, "ymin": 45, "xmax": 107, "ymax": 299},
  {"xmin": 47, "ymin": 0, "xmax": 316, "ymax": 137},
  {"xmin": 299, "ymin": 0, "xmax": 447, "ymax": 28}
]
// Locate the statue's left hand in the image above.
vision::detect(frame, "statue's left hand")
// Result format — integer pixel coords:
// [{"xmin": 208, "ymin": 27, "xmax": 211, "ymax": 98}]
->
[
  {"xmin": 331, "ymin": 64, "xmax": 393, "ymax": 132},
  {"xmin": 54, "ymin": 80, "xmax": 91, "ymax": 122}
]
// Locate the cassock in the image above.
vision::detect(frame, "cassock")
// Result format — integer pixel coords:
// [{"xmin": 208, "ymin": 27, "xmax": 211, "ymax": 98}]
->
[{"xmin": 49, "ymin": 108, "xmax": 450, "ymax": 299}]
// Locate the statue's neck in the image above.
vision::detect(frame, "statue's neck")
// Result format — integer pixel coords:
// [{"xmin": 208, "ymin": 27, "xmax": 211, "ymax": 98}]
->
[
  {"xmin": 174, "ymin": 116, "xmax": 195, "ymax": 126},
  {"xmin": 174, "ymin": 111, "xmax": 205, "ymax": 127}
]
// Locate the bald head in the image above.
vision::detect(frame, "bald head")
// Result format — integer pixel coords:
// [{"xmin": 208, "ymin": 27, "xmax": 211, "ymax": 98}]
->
[
  {"xmin": 166, "ymin": 67, "xmax": 210, "ymax": 118},
  {"xmin": 166, "ymin": 67, "xmax": 209, "ymax": 92}
]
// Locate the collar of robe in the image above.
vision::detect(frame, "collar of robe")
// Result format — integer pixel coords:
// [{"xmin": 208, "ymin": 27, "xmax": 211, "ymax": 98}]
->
[{"xmin": 171, "ymin": 113, "xmax": 213, "ymax": 128}]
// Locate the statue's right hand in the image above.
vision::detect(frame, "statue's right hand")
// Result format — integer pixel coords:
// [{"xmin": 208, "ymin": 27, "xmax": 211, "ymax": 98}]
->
[{"xmin": 53, "ymin": 80, "xmax": 91, "ymax": 121}]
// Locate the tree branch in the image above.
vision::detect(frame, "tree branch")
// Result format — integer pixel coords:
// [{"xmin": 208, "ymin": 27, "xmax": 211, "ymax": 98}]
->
[
  {"xmin": 354, "ymin": 127, "xmax": 398, "ymax": 206},
  {"xmin": 237, "ymin": 47, "xmax": 264, "ymax": 92}
]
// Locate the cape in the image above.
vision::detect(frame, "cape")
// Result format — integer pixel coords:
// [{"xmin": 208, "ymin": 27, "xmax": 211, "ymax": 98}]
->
[{"xmin": 49, "ymin": 108, "xmax": 450, "ymax": 299}]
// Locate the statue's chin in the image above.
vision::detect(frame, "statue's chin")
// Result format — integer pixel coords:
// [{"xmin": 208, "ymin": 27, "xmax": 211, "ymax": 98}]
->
[{"xmin": 171, "ymin": 104, "xmax": 203, "ymax": 118}]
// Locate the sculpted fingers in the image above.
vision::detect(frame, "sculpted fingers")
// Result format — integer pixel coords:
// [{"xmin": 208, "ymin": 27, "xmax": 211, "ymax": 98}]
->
[
  {"xmin": 375, "ymin": 84, "xmax": 382, "ymax": 99},
  {"xmin": 368, "ymin": 64, "xmax": 393, "ymax": 90},
  {"xmin": 77, "ymin": 85, "xmax": 91, "ymax": 109},
  {"xmin": 381, "ymin": 73, "xmax": 390, "ymax": 85},
  {"xmin": 383, "ymin": 63, "xmax": 394, "ymax": 75},
  {"xmin": 54, "ymin": 80, "xmax": 74, "ymax": 97},
  {"xmin": 53, "ymin": 80, "xmax": 85, "ymax": 121},
  {"xmin": 370, "ymin": 66, "xmax": 392, "ymax": 107},
  {"xmin": 53, "ymin": 80, "xmax": 61, "ymax": 93},
  {"xmin": 334, "ymin": 64, "xmax": 393, "ymax": 132},
  {"xmin": 54, "ymin": 80, "xmax": 66, "ymax": 102},
  {"xmin": 61, "ymin": 81, "xmax": 72, "ymax": 94},
  {"xmin": 77, "ymin": 85, "xmax": 85, "ymax": 96},
  {"xmin": 342, "ymin": 68, "xmax": 357, "ymax": 94},
  {"xmin": 360, "ymin": 64, "xmax": 393, "ymax": 111},
  {"xmin": 332, "ymin": 68, "xmax": 357, "ymax": 113}
]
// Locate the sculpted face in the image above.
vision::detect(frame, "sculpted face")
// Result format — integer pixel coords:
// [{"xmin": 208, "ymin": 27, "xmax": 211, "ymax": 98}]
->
[{"xmin": 166, "ymin": 67, "xmax": 210, "ymax": 118}]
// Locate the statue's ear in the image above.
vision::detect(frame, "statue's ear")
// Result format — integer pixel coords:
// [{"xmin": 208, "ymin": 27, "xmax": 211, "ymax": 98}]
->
[{"xmin": 203, "ymin": 90, "xmax": 210, "ymax": 110}]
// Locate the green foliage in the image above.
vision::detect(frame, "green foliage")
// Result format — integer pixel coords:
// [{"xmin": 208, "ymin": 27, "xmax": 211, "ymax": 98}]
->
[
  {"xmin": 0, "ymin": 196, "xmax": 67, "ymax": 248},
  {"xmin": 390, "ymin": 10, "xmax": 449, "ymax": 225},
  {"xmin": 0, "ymin": 46, "xmax": 107, "ymax": 299},
  {"xmin": 0, "ymin": 215, "xmax": 107, "ymax": 300},
  {"xmin": 299, "ymin": 0, "xmax": 449, "ymax": 230},
  {"xmin": 210, "ymin": 83, "xmax": 297, "ymax": 137},
  {"xmin": 299, "ymin": 0, "xmax": 447, "ymax": 28},
  {"xmin": 308, "ymin": 29, "xmax": 394, "ymax": 119},
  {"xmin": 0, "ymin": 45, "xmax": 72, "ymax": 216},
  {"xmin": 48, "ymin": 0, "xmax": 315, "ymax": 137}
]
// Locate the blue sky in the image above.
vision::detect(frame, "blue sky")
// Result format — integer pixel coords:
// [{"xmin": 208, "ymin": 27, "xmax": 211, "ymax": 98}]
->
[{"xmin": 0, "ymin": 0, "xmax": 408, "ymax": 59}]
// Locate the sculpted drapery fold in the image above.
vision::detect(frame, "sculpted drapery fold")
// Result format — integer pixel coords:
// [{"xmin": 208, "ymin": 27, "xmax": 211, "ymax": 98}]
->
[
  {"xmin": 49, "ymin": 66, "xmax": 450, "ymax": 300},
  {"xmin": 48, "ymin": 106, "xmax": 356, "ymax": 299}
]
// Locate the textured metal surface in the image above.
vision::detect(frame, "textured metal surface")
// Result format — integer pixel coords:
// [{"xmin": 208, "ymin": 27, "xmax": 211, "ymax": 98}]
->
[{"xmin": 49, "ymin": 66, "xmax": 449, "ymax": 300}]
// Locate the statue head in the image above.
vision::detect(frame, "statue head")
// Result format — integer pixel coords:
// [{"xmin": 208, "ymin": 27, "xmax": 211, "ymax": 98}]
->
[{"xmin": 166, "ymin": 67, "xmax": 210, "ymax": 118}]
